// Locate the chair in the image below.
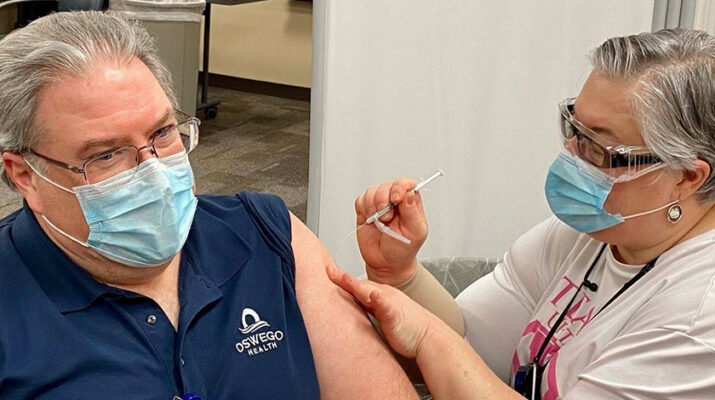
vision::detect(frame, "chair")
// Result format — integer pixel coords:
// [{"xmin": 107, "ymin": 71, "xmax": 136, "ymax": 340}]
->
[{"xmin": 421, "ymin": 256, "xmax": 500, "ymax": 298}]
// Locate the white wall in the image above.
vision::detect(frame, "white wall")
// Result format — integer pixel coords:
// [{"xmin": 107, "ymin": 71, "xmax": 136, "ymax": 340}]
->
[{"xmin": 310, "ymin": 1, "xmax": 655, "ymax": 276}]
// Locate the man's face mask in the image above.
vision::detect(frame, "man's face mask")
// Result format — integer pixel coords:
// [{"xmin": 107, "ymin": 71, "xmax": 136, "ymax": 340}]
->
[{"xmin": 28, "ymin": 152, "xmax": 198, "ymax": 267}]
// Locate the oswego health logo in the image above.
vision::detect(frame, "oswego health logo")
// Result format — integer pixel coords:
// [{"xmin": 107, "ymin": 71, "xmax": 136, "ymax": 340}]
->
[{"xmin": 235, "ymin": 308, "xmax": 285, "ymax": 357}]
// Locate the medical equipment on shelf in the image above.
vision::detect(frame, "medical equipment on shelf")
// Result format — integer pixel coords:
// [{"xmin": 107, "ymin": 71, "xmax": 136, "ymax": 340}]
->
[{"xmin": 351, "ymin": 169, "xmax": 444, "ymax": 244}]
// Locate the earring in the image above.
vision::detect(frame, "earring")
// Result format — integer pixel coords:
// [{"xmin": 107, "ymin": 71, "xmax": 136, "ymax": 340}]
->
[{"xmin": 667, "ymin": 203, "xmax": 683, "ymax": 224}]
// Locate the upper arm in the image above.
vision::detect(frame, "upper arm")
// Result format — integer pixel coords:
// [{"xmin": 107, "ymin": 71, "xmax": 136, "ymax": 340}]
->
[{"xmin": 290, "ymin": 213, "xmax": 418, "ymax": 400}]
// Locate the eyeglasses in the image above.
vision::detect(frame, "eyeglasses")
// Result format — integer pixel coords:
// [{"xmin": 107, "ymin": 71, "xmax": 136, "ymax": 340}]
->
[
  {"xmin": 559, "ymin": 98, "xmax": 663, "ymax": 181},
  {"xmin": 29, "ymin": 109, "xmax": 200, "ymax": 184}
]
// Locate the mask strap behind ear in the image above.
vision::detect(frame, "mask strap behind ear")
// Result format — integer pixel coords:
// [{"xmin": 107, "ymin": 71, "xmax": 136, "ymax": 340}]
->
[
  {"xmin": 23, "ymin": 157, "xmax": 74, "ymax": 194},
  {"xmin": 24, "ymin": 157, "xmax": 88, "ymax": 247}
]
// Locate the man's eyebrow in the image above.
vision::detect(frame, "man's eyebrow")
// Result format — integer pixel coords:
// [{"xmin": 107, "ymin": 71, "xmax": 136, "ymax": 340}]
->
[
  {"xmin": 75, "ymin": 110, "xmax": 175, "ymax": 159},
  {"xmin": 76, "ymin": 137, "xmax": 124, "ymax": 159},
  {"xmin": 150, "ymin": 110, "xmax": 174, "ymax": 133},
  {"xmin": 142, "ymin": 109, "xmax": 175, "ymax": 137}
]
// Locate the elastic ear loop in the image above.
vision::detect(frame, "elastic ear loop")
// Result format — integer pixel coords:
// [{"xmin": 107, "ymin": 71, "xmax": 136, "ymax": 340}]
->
[
  {"xmin": 23, "ymin": 157, "xmax": 74, "ymax": 194},
  {"xmin": 622, "ymin": 200, "xmax": 678, "ymax": 220},
  {"xmin": 23, "ymin": 158, "xmax": 89, "ymax": 248}
]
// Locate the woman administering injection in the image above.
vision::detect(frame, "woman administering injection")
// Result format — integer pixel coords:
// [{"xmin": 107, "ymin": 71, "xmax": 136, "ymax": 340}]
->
[{"xmin": 329, "ymin": 29, "xmax": 715, "ymax": 400}]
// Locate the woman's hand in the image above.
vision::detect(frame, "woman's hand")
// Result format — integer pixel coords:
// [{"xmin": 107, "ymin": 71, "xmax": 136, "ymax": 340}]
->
[
  {"xmin": 355, "ymin": 178, "xmax": 428, "ymax": 286},
  {"xmin": 326, "ymin": 264, "xmax": 433, "ymax": 359}
]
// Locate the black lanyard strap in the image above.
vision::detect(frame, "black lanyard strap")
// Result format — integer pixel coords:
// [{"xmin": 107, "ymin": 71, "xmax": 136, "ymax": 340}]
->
[
  {"xmin": 531, "ymin": 244, "xmax": 658, "ymax": 366},
  {"xmin": 532, "ymin": 244, "xmax": 606, "ymax": 365},
  {"xmin": 593, "ymin": 254, "xmax": 658, "ymax": 319}
]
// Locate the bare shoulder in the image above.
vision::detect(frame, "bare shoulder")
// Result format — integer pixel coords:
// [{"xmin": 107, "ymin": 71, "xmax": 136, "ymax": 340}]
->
[{"xmin": 290, "ymin": 213, "xmax": 418, "ymax": 399}]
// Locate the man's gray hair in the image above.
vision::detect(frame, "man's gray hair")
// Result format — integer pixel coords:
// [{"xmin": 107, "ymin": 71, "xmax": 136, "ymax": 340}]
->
[
  {"xmin": 591, "ymin": 29, "xmax": 715, "ymax": 202},
  {"xmin": 0, "ymin": 11, "xmax": 176, "ymax": 189}
]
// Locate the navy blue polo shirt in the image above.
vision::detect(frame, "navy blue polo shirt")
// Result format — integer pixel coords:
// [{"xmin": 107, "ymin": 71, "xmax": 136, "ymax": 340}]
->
[{"xmin": 0, "ymin": 192, "xmax": 320, "ymax": 399}]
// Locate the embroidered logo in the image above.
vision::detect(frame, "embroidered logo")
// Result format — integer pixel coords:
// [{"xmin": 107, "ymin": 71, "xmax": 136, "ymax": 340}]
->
[
  {"xmin": 235, "ymin": 308, "xmax": 285, "ymax": 357},
  {"xmin": 239, "ymin": 308, "xmax": 271, "ymax": 334}
]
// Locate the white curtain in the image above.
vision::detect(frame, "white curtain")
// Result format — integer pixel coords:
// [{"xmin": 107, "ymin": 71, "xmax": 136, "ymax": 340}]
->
[
  {"xmin": 309, "ymin": 0, "xmax": 654, "ymax": 276},
  {"xmin": 652, "ymin": 0, "xmax": 696, "ymax": 30}
]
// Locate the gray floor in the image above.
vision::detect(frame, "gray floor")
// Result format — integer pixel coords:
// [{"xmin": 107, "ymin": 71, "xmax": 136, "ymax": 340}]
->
[{"xmin": 0, "ymin": 87, "xmax": 310, "ymax": 221}]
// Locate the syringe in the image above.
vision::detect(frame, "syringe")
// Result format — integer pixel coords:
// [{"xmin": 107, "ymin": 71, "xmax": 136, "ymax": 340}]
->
[{"xmin": 351, "ymin": 169, "xmax": 445, "ymax": 236}]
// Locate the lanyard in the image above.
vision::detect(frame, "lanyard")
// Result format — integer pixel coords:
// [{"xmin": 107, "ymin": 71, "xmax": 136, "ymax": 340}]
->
[{"xmin": 532, "ymin": 244, "xmax": 658, "ymax": 366}]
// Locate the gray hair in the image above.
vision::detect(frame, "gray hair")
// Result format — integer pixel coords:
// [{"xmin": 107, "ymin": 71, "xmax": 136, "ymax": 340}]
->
[
  {"xmin": 591, "ymin": 29, "xmax": 715, "ymax": 202},
  {"xmin": 0, "ymin": 11, "xmax": 176, "ymax": 189}
]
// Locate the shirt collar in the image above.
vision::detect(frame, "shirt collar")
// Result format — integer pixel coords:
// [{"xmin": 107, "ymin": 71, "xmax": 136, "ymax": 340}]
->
[
  {"xmin": 13, "ymin": 202, "xmax": 111, "ymax": 313},
  {"xmin": 181, "ymin": 200, "xmax": 253, "ymax": 287}
]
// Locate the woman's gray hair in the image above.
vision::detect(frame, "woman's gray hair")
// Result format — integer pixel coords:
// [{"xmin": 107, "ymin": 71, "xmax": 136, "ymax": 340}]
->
[
  {"xmin": 0, "ymin": 11, "xmax": 176, "ymax": 189},
  {"xmin": 591, "ymin": 29, "xmax": 715, "ymax": 202}
]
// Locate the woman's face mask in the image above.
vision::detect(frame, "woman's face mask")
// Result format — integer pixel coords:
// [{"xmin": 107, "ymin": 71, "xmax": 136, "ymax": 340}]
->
[{"xmin": 544, "ymin": 151, "xmax": 675, "ymax": 233}]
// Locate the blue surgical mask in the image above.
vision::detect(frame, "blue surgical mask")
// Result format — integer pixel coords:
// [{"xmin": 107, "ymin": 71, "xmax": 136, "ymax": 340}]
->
[
  {"xmin": 28, "ymin": 152, "xmax": 197, "ymax": 267},
  {"xmin": 545, "ymin": 151, "xmax": 675, "ymax": 233}
]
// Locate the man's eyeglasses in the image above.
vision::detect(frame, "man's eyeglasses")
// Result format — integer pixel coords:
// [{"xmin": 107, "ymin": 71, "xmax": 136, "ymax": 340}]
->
[
  {"xmin": 29, "ymin": 109, "xmax": 200, "ymax": 185},
  {"xmin": 558, "ymin": 98, "xmax": 663, "ymax": 181}
]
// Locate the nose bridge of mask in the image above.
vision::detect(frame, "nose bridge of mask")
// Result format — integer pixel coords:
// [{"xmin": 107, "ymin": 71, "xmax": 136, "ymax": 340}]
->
[
  {"xmin": 75, "ymin": 155, "xmax": 184, "ymax": 224},
  {"xmin": 554, "ymin": 151, "xmax": 615, "ymax": 204},
  {"xmin": 560, "ymin": 150, "xmax": 616, "ymax": 184}
]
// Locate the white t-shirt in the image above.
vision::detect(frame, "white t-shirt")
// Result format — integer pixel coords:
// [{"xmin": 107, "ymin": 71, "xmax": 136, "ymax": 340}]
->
[{"xmin": 456, "ymin": 216, "xmax": 715, "ymax": 399}]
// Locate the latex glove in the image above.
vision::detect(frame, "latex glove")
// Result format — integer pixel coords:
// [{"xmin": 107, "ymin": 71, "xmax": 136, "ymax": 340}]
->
[{"xmin": 354, "ymin": 178, "xmax": 428, "ymax": 286}]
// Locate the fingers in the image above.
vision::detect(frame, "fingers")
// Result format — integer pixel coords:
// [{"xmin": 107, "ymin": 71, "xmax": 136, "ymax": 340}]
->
[
  {"xmin": 395, "ymin": 191, "xmax": 427, "ymax": 235},
  {"xmin": 369, "ymin": 290, "xmax": 396, "ymax": 326},
  {"xmin": 373, "ymin": 181, "xmax": 394, "ymax": 221},
  {"xmin": 389, "ymin": 178, "xmax": 416, "ymax": 205},
  {"xmin": 354, "ymin": 178, "xmax": 416, "ymax": 225},
  {"xmin": 326, "ymin": 264, "xmax": 377, "ymax": 309}
]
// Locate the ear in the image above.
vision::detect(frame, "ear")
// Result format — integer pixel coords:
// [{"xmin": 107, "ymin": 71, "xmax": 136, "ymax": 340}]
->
[
  {"xmin": 674, "ymin": 159, "xmax": 711, "ymax": 200},
  {"xmin": 1, "ymin": 152, "xmax": 44, "ymax": 213}
]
